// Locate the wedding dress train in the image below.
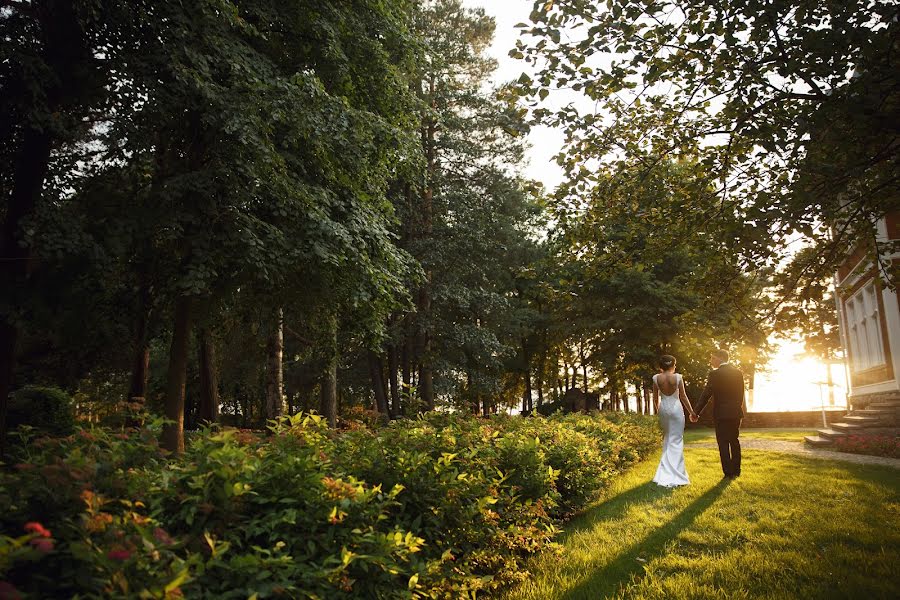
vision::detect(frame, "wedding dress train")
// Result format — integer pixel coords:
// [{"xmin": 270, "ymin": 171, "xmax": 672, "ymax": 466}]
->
[{"xmin": 652, "ymin": 373, "xmax": 690, "ymax": 487}]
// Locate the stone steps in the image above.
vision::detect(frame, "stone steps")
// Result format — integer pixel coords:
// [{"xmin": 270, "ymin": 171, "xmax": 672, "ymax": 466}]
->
[
  {"xmin": 869, "ymin": 401, "xmax": 900, "ymax": 409},
  {"xmin": 804, "ymin": 395, "xmax": 900, "ymax": 448},
  {"xmin": 831, "ymin": 421, "xmax": 865, "ymax": 432},
  {"xmin": 843, "ymin": 415, "xmax": 883, "ymax": 425},
  {"xmin": 854, "ymin": 408, "xmax": 896, "ymax": 416},
  {"xmin": 804, "ymin": 435, "xmax": 835, "ymax": 447},
  {"xmin": 816, "ymin": 428, "xmax": 846, "ymax": 439}
]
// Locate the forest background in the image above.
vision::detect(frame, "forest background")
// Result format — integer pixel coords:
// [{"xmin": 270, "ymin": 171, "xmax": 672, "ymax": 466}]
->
[{"xmin": 2, "ymin": 0, "xmax": 896, "ymax": 453}]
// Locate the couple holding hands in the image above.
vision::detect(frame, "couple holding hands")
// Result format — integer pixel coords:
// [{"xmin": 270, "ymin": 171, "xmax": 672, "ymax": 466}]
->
[{"xmin": 651, "ymin": 349, "xmax": 746, "ymax": 487}]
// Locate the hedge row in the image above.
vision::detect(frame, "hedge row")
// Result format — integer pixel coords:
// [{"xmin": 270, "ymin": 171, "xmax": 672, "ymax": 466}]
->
[{"xmin": 0, "ymin": 411, "xmax": 658, "ymax": 599}]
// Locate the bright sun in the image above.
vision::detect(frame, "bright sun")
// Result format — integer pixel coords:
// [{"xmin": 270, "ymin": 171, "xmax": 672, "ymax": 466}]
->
[{"xmin": 750, "ymin": 338, "xmax": 847, "ymax": 413}]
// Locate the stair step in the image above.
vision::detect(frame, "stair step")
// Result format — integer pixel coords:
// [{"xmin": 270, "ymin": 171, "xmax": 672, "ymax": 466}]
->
[
  {"xmin": 804, "ymin": 435, "xmax": 834, "ymax": 447},
  {"xmin": 869, "ymin": 402, "xmax": 900, "ymax": 409},
  {"xmin": 816, "ymin": 428, "xmax": 846, "ymax": 439},
  {"xmin": 832, "ymin": 422, "xmax": 865, "ymax": 432},
  {"xmin": 843, "ymin": 415, "xmax": 882, "ymax": 425},
  {"xmin": 857, "ymin": 408, "xmax": 896, "ymax": 416}
]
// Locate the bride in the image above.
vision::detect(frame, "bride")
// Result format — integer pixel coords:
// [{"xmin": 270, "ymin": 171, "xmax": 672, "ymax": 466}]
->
[{"xmin": 651, "ymin": 354, "xmax": 697, "ymax": 487}]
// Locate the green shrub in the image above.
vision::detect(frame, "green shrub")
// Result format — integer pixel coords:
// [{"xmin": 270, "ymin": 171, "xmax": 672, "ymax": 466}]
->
[
  {"xmin": 0, "ymin": 411, "xmax": 660, "ymax": 599},
  {"xmin": 7, "ymin": 386, "xmax": 75, "ymax": 436}
]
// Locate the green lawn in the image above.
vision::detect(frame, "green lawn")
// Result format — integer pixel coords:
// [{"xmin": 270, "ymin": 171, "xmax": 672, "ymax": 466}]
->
[
  {"xmin": 501, "ymin": 448, "xmax": 900, "ymax": 599},
  {"xmin": 683, "ymin": 427, "xmax": 818, "ymax": 444}
]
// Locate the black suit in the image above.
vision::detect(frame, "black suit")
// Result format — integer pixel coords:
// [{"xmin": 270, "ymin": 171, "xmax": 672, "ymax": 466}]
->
[{"xmin": 695, "ymin": 363, "xmax": 745, "ymax": 477}]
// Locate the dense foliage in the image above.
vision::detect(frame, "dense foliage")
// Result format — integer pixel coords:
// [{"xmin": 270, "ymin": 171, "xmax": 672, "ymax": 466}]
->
[
  {"xmin": 0, "ymin": 412, "xmax": 658, "ymax": 598},
  {"xmin": 6, "ymin": 386, "xmax": 74, "ymax": 436},
  {"xmin": 516, "ymin": 0, "xmax": 899, "ymax": 294}
]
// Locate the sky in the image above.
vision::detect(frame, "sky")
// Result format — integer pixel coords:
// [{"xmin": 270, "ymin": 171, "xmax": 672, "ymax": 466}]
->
[{"xmin": 460, "ymin": 0, "xmax": 566, "ymax": 191}]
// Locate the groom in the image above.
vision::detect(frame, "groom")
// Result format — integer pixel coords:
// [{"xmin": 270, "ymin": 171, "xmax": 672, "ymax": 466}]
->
[{"xmin": 692, "ymin": 349, "xmax": 745, "ymax": 479}]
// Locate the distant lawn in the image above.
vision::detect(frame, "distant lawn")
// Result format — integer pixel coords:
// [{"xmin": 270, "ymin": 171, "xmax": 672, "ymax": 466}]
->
[
  {"xmin": 500, "ymin": 448, "xmax": 899, "ymax": 600},
  {"xmin": 683, "ymin": 427, "xmax": 818, "ymax": 444}
]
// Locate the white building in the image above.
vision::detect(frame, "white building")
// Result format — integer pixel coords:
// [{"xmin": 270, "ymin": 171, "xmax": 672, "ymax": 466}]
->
[{"xmin": 834, "ymin": 211, "xmax": 900, "ymax": 408}]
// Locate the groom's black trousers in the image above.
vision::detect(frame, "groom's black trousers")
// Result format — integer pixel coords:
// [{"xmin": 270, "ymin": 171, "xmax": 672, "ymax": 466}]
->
[{"xmin": 714, "ymin": 418, "xmax": 742, "ymax": 476}]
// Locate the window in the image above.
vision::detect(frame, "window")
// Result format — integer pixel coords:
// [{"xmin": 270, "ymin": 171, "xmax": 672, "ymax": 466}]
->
[{"xmin": 846, "ymin": 282, "xmax": 885, "ymax": 371}]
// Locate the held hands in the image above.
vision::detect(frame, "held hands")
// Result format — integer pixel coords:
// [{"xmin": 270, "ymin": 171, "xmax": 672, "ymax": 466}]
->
[{"xmin": 689, "ymin": 412, "xmax": 699, "ymax": 423}]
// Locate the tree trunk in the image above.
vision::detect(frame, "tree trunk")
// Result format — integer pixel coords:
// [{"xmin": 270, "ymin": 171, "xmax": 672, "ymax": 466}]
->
[
  {"xmin": 127, "ymin": 284, "xmax": 152, "ymax": 402},
  {"xmin": 0, "ymin": 126, "xmax": 52, "ymax": 456},
  {"xmin": 417, "ymin": 287, "xmax": 434, "ymax": 411},
  {"xmin": 197, "ymin": 327, "xmax": 219, "ymax": 423},
  {"xmin": 162, "ymin": 297, "xmax": 192, "ymax": 453},
  {"xmin": 387, "ymin": 344, "xmax": 401, "ymax": 418},
  {"xmin": 419, "ymin": 361, "xmax": 434, "ymax": 411},
  {"xmin": 522, "ymin": 342, "xmax": 533, "ymax": 414},
  {"xmin": 563, "ymin": 361, "xmax": 570, "ymax": 390},
  {"xmin": 417, "ymin": 74, "xmax": 437, "ymax": 412},
  {"xmin": 0, "ymin": 2, "xmax": 98, "ymax": 456},
  {"xmin": 0, "ymin": 322, "xmax": 17, "ymax": 458},
  {"xmin": 265, "ymin": 308, "xmax": 284, "ymax": 420},
  {"xmin": 128, "ymin": 347, "xmax": 151, "ymax": 402},
  {"xmin": 536, "ymin": 351, "xmax": 545, "ymax": 408},
  {"xmin": 320, "ymin": 319, "xmax": 338, "ymax": 428},
  {"xmin": 368, "ymin": 350, "xmax": 390, "ymax": 415},
  {"xmin": 401, "ymin": 329, "xmax": 412, "ymax": 394},
  {"xmin": 579, "ymin": 345, "xmax": 588, "ymax": 392}
]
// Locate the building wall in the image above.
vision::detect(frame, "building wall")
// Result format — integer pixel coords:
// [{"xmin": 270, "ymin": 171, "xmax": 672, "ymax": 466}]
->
[{"xmin": 834, "ymin": 211, "xmax": 900, "ymax": 406}]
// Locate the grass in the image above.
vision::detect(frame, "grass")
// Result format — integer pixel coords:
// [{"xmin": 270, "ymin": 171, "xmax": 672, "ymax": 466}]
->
[
  {"xmin": 683, "ymin": 427, "xmax": 818, "ymax": 444},
  {"xmin": 500, "ymin": 447, "xmax": 900, "ymax": 600}
]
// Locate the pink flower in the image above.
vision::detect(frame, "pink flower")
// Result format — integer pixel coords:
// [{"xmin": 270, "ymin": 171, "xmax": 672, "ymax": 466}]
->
[
  {"xmin": 107, "ymin": 548, "xmax": 132, "ymax": 561},
  {"xmin": 0, "ymin": 582, "xmax": 22, "ymax": 600},
  {"xmin": 24, "ymin": 522, "xmax": 51, "ymax": 538},
  {"xmin": 29, "ymin": 538, "xmax": 54, "ymax": 553},
  {"xmin": 153, "ymin": 527, "xmax": 174, "ymax": 545}
]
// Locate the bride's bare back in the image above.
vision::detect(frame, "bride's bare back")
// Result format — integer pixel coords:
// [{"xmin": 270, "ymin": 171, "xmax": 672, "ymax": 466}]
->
[{"xmin": 656, "ymin": 372, "xmax": 679, "ymax": 396}]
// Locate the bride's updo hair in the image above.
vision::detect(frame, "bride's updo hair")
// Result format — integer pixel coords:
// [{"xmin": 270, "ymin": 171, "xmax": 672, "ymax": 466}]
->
[{"xmin": 658, "ymin": 355, "xmax": 676, "ymax": 370}]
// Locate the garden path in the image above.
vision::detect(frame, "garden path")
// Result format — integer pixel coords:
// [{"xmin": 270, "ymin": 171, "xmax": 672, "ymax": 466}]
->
[{"xmin": 686, "ymin": 439, "xmax": 900, "ymax": 469}]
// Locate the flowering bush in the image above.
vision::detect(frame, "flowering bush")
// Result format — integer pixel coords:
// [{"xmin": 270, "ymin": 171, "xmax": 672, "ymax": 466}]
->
[
  {"xmin": 833, "ymin": 434, "xmax": 900, "ymax": 459},
  {"xmin": 0, "ymin": 411, "xmax": 658, "ymax": 598}
]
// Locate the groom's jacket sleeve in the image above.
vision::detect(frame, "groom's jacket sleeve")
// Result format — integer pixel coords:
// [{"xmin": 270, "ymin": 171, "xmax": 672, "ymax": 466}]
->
[{"xmin": 695, "ymin": 371, "xmax": 716, "ymax": 414}]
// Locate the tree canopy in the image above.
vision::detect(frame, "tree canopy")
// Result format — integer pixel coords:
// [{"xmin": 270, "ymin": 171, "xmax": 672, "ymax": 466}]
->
[{"xmin": 3, "ymin": 0, "xmax": 884, "ymax": 450}]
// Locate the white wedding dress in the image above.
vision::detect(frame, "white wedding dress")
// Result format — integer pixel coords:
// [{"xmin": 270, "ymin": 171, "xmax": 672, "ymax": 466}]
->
[{"xmin": 652, "ymin": 373, "xmax": 690, "ymax": 487}]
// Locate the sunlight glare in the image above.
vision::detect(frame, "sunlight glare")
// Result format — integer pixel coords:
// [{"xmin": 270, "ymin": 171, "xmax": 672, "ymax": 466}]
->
[{"xmin": 750, "ymin": 338, "xmax": 847, "ymax": 413}]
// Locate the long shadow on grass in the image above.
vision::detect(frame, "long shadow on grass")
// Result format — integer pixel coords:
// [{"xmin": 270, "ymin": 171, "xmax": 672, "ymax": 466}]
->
[
  {"xmin": 559, "ymin": 481, "xmax": 671, "ymax": 540},
  {"xmin": 560, "ymin": 479, "xmax": 731, "ymax": 600}
]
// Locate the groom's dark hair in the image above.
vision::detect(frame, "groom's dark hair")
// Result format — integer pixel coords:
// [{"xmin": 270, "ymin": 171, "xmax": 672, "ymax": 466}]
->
[
  {"xmin": 713, "ymin": 349, "xmax": 729, "ymax": 362},
  {"xmin": 658, "ymin": 355, "xmax": 676, "ymax": 370}
]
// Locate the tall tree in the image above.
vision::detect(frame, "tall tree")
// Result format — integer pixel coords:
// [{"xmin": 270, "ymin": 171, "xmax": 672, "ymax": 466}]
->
[{"xmin": 0, "ymin": 0, "xmax": 127, "ymax": 453}]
